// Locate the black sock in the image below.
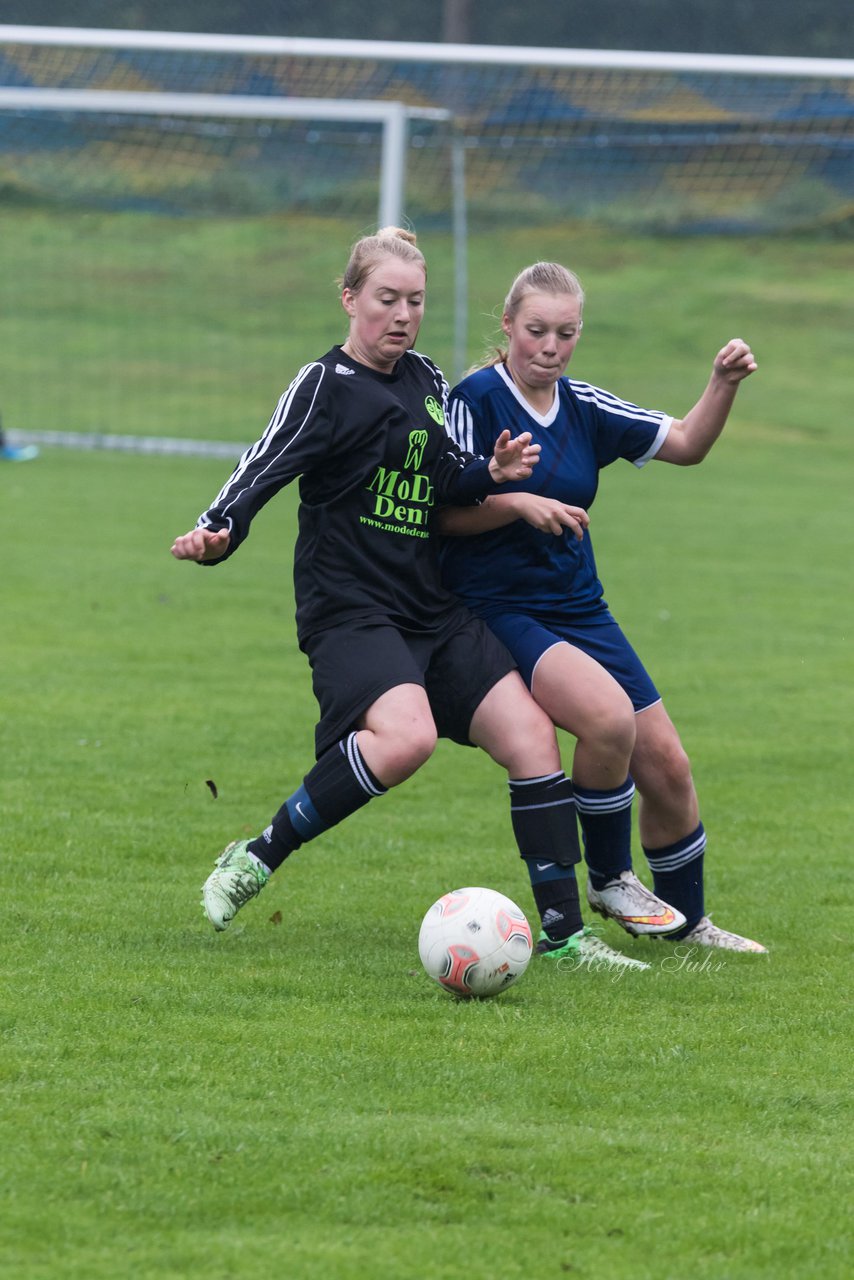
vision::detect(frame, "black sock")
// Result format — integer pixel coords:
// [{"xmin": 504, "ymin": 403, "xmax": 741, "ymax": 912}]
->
[
  {"xmin": 509, "ymin": 772, "xmax": 583, "ymax": 941},
  {"xmin": 524, "ymin": 860, "xmax": 583, "ymax": 944},
  {"xmin": 248, "ymin": 731, "xmax": 386, "ymax": 872}
]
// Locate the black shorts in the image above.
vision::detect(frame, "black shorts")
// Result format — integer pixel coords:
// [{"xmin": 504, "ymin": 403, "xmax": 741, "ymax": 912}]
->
[{"xmin": 305, "ymin": 611, "xmax": 517, "ymax": 758}]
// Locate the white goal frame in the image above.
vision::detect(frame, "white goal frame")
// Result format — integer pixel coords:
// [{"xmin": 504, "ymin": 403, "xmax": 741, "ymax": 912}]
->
[
  {"xmin": 0, "ymin": 86, "xmax": 450, "ymax": 231},
  {"xmin": 2, "ymin": 25, "xmax": 852, "ymax": 385},
  {"xmin": 2, "ymin": 23, "xmax": 852, "ymax": 77}
]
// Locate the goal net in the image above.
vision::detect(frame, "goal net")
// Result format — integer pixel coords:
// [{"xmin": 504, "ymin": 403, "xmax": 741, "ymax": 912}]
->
[{"xmin": 1, "ymin": 25, "xmax": 852, "ymax": 442}]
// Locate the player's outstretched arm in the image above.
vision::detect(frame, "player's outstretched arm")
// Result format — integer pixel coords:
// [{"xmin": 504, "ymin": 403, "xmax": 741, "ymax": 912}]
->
[
  {"xmin": 507, "ymin": 493, "xmax": 589, "ymax": 538},
  {"xmin": 171, "ymin": 527, "xmax": 231, "ymax": 562},
  {"xmin": 438, "ymin": 493, "xmax": 589, "ymax": 540},
  {"xmin": 487, "ymin": 428, "xmax": 541, "ymax": 482},
  {"xmin": 656, "ymin": 338, "xmax": 757, "ymax": 466}
]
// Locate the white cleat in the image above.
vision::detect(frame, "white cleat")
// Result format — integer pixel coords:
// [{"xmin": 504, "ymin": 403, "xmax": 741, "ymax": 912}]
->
[
  {"xmin": 678, "ymin": 915, "xmax": 768, "ymax": 953},
  {"xmin": 587, "ymin": 870, "xmax": 686, "ymax": 937}
]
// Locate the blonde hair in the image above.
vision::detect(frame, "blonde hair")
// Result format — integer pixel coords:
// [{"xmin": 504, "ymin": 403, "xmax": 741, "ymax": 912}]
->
[
  {"xmin": 480, "ymin": 261, "xmax": 585, "ymax": 369},
  {"xmin": 339, "ymin": 225, "xmax": 426, "ymax": 294}
]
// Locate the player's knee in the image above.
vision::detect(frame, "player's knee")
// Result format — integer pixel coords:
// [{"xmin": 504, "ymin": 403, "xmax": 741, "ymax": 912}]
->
[
  {"xmin": 577, "ymin": 690, "xmax": 636, "ymax": 760},
  {"xmin": 655, "ymin": 739, "xmax": 693, "ymax": 794},
  {"xmin": 389, "ymin": 721, "xmax": 438, "ymax": 781},
  {"xmin": 606, "ymin": 701, "xmax": 636, "ymax": 758},
  {"xmin": 509, "ymin": 701, "xmax": 560, "ymax": 773}
]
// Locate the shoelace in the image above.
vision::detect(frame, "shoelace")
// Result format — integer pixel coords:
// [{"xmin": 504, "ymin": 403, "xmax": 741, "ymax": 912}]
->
[{"xmin": 219, "ymin": 863, "xmax": 266, "ymax": 905}]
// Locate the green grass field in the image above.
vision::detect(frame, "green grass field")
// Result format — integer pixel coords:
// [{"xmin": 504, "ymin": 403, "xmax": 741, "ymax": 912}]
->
[{"xmin": 2, "ymin": 215, "xmax": 852, "ymax": 1278}]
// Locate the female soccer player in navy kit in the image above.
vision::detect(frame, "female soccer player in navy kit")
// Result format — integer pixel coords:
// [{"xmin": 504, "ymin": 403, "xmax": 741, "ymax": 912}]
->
[
  {"xmin": 171, "ymin": 232, "xmax": 650, "ymax": 971},
  {"xmin": 440, "ymin": 261, "xmax": 766, "ymax": 952}
]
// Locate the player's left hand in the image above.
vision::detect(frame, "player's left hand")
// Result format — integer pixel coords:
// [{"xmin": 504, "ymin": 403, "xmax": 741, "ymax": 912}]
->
[
  {"xmin": 488, "ymin": 429, "xmax": 541, "ymax": 483},
  {"xmin": 713, "ymin": 338, "xmax": 757, "ymax": 385},
  {"xmin": 512, "ymin": 493, "xmax": 590, "ymax": 539}
]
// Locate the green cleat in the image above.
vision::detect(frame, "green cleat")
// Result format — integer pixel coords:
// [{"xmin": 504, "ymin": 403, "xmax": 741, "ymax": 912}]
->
[
  {"xmin": 201, "ymin": 839, "xmax": 269, "ymax": 931},
  {"xmin": 537, "ymin": 925, "xmax": 651, "ymax": 972}
]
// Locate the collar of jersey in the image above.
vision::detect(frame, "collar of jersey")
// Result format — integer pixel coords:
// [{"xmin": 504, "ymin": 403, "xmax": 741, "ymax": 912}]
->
[
  {"xmin": 333, "ymin": 343, "xmax": 402, "ymax": 382},
  {"xmin": 494, "ymin": 362, "xmax": 559, "ymax": 427}
]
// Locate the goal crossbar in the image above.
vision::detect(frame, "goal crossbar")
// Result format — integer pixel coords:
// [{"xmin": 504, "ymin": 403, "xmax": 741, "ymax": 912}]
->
[
  {"xmin": 0, "ymin": 86, "xmax": 450, "ymax": 228},
  {"xmin": 2, "ymin": 24, "xmax": 853, "ymax": 80}
]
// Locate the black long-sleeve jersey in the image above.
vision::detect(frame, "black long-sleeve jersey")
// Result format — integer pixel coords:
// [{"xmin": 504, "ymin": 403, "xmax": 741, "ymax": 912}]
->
[{"xmin": 197, "ymin": 346, "xmax": 502, "ymax": 645}]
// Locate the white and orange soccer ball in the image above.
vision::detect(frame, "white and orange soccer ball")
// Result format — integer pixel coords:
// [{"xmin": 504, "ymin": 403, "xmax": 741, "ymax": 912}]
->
[{"xmin": 418, "ymin": 886, "xmax": 533, "ymax": 998}]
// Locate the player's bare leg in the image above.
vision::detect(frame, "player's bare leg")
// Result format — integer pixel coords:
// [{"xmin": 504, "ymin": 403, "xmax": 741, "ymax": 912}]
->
[
  {"xmin": 532, "ymin": 641, "xmax": 636, "ymax": 790},
  {"xmin": 355, "ymin": 683, "xmax": 437, "ymax": 785},
  {"xmin": 630, "ymin": 702, "xmax": 698, "ymax": 850},
  {"xmin": 631, "ymin": 701, "xmax": 766, "ymax": 952}
]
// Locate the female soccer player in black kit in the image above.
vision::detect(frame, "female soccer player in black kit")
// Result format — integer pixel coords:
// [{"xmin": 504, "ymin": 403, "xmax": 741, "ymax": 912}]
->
[{"xmin": 171, "ymin": 227, "xmax": 650, "ymax": 972}]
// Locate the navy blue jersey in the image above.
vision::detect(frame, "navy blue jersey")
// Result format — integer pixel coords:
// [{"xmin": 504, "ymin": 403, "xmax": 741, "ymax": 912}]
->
[
  {"xmin": 439, "ymin": 362, "xmax": 671, "ymax": 621},
  {"xmin": 196, "ymin": 346, "xmax": 501, "ymax": 644}
]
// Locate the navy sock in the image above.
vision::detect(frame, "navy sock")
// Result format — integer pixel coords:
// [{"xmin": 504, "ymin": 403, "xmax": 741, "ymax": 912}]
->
[
  {"xmin": 644, "ymin": 822, "xmax": 706, "ymax": 936},
  {"xmin": 248, "ymin": 732, "xmax": 387, "ymax": 872},
  {"xmin": 574, "ymin": 777, "xmax": 635, "ymax": 890},
  {"xmin": 509, "ymin": 772, "xmax": 583, "ymax": 941}
]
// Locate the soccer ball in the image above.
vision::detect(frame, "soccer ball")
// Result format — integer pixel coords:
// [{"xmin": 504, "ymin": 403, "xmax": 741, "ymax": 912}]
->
[{"xmin": 418, "ymin": 886, "xmax": 533, "ymax": 998}]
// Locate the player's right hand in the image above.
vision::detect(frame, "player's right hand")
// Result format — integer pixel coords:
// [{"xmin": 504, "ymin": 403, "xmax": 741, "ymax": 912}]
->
[
  {"xmin": 170, "ymin": 527, "xmax": 231, "ymax": 561},
  {"xmin": 488, "ymin": 428, "xmax": 541, "ymax": 482}
]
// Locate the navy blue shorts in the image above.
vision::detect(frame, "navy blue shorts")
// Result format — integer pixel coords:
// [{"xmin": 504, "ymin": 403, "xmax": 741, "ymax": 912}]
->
[
  {"xmin": 483, "ymin": 610, "xmax": 660, "ymax": 713},
  {"xmin": 306, "ymin": 612, "xmax": 517, "ymax": 758}
]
